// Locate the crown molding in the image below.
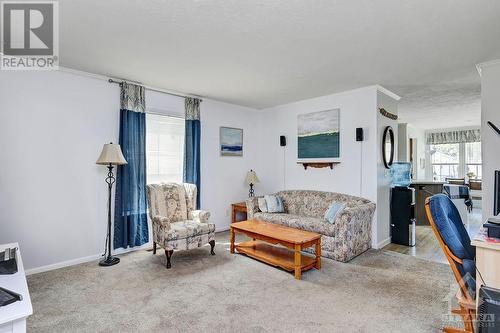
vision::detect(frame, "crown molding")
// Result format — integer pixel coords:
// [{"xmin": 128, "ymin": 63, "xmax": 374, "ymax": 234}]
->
[
  {"xmin": 375, "ymin": 85, "xmax": 401, "ymax": 101},
  {"xmin": 476, "ymin": 59, "xmax": 500, "ymax": 76}
]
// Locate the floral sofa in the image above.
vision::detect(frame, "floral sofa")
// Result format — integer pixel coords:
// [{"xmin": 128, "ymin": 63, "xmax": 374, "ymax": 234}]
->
[
  {"xmin": 246, "ymin": 190, "xmax": 376, "ymax": 262},
  {"xmin": 146, "ymin": 183, "xmax": 216, "ymax": 268}
]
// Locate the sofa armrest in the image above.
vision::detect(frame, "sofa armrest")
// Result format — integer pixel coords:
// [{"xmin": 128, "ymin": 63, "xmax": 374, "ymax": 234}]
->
[
  {"xmin": 152, "ymin": 215, "xmax": 172, "ymax": 230},
  {"xmin": 246, "ymin": 197, "xmax": 260, "ymax": 219},
  {"xmin": 338, "ymin": 202, "xmax": 376, "ymax": 224},
  {"xmin": 189, "ymin": 210, "xmax": 211, "ymax": 223},
  {"xmin": 335, "ymin": 202, "xmax": 376, "ymax": 248}
]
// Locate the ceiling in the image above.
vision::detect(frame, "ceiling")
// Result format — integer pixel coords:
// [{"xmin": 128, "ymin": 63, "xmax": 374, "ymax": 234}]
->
[
  {"xmin": 59, "ymin": 0, "xmax": 500, "ymax": 117},
  {"xmin": 392, "ymin": 72, "xmax": 482, "ymax": 130}
]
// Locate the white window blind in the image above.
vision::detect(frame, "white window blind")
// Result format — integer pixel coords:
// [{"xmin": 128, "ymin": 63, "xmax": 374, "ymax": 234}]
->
[{"xmin": 146, "ymin": 114, "xmax": 185, "ymax": 184}]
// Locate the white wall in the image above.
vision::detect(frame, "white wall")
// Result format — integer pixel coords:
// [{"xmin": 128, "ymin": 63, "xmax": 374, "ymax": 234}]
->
[
  {"xmin": 480, "ymin": 61, "xmax": 500, "ymax": 218},
  {"xmin": 398, "ymin": 123, "xmax": 408, "ymax": 162},
  {"xmin": 145, "ymin": 91, "xmax": 261, "ymax": 231},
  {"xmin": 0, "ymin": 68, "xmax": 399, "ymax": 270},
  {"xmin": 258, "ymin": 86, "xmax": 390, "ymax": 247},
  {"xmin": 0, "ymin": 70, "xmax": 260, "ymax": 271},
  {"xmin": 376, "ymin": 91, "xmax": 399, "ymax": 248},
  {"xmin": 407, "ymin": 124, "xmax": 426, "ymax": 180},
  {"xmin": 0, "ymin": 70, "xmax": 119, "ymax": 271}
]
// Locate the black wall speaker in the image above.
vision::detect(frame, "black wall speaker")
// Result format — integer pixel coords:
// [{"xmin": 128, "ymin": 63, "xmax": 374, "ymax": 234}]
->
[
  {"xmin": 356, "ymin": 128, "xmax": 364, "ymax": 141},
  {"xmin": 280, "ymin": 135, "xmax": 287, "ymax": 146}
]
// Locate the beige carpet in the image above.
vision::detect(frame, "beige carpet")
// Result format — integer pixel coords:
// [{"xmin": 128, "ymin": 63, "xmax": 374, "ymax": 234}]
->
[{"xmin": 27, "ymin": 232, "xmax": 456, "ymax": 333}]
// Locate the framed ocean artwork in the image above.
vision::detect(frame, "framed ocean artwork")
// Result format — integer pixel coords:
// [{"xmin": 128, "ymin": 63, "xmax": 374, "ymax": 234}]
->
[
  {"xmin": 220, "ymin": 126, "xmax": 243, "ymax": 156},
  {"xmin": 297, "ymin": 108, "xmax": 340, "ymax": 162}
]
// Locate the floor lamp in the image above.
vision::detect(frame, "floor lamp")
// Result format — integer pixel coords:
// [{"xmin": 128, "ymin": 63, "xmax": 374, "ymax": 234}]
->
[{"xmin": 96, "ymin": 143, "xmax": 127, "ymax": 266}]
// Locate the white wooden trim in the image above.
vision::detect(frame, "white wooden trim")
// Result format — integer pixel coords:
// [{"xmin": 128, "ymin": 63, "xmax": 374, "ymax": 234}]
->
[
  {"xmin": 376, "ymin": 237, "xmax": 391, "ymax": 249},
  {"xmin": 476, "ymin": 59, "xmax": 500, "ymax": 76},
  {"xmin": 375, "ymin": 85, "xmax": 401, "ymax": 101},
  {"xmin": 25, "ymin": 253, "xmax": 102, "ymax": 275}
]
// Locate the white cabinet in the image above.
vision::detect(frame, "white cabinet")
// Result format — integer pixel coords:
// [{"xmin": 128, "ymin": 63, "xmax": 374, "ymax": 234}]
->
[{"xmin": 0, "ymin": 243, "xmax": 32, "ymax": 333}]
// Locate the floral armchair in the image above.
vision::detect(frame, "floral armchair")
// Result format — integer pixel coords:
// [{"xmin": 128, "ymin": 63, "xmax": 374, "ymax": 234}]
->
[{"xmin": 146, "ymin": 183, "xmax": 216, "ymax": 268}]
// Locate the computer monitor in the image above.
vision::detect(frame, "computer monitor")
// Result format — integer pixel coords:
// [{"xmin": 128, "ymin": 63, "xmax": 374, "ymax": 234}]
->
[{"xmin": 495, "ymin": 170, "xmax": 500, "ymax": 216}]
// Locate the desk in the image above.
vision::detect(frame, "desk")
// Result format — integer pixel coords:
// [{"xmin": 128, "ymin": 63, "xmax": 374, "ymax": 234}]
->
[
  {"xmin": 471, "ymin": 230, "xmax": 500, "ymax": 306},
  {"xmin": 0, "ymin": 243, "xmax": 32, "ymax": 333},
  {"xmin": 231, "ymin": 202, "xmax": 247, "ymax": 224}
]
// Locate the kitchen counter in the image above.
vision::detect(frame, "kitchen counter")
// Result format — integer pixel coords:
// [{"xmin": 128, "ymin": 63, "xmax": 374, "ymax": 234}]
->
[
  {"xmin": 411, "ymin": 180, "xmax": 445, "ymax": 185},
  {"xmin": 410, "ymin": 182, "xmax": 444, "ymax": 225}
]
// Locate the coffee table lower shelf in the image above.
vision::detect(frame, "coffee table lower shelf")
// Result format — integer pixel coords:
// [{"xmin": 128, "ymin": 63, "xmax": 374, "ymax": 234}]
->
[{"xmin": 236, "ymin": 240, "xmax": 317, "ymax": 273}]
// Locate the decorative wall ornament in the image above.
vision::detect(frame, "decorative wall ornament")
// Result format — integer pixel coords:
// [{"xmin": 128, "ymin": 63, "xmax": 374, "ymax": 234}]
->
[
  {"xmin": 379, "ymin": 108, "xmax": 398, "ymax": 120},
  {"xmin": 382, "ymin": 126, "xmax": 395, "ymax": 169},
  {"xmin": 220, "ymin": 127, "xmax": 243, "ymax": 156},
  {"xmin": 297, "ymin": 108, "xmax": 340, "ymax": 162}
]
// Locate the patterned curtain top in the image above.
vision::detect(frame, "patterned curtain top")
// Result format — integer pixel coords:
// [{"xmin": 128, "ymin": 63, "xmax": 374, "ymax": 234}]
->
[
  {"xmin": 185, "ymin": 97, "xmax": 201, "ymax": 120},
  {"xmin": 426, "ymin": 129, "xmax": 481, "ymax": 145},
  {"xmin": 120, "ymin": 82, "xmax": 145, "ymax": 113}
]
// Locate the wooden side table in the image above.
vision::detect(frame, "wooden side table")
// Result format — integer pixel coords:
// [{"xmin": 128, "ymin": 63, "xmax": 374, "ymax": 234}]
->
[{"xmin": 231, "ymin": 202, "xmax": 247, "ymax": 223}]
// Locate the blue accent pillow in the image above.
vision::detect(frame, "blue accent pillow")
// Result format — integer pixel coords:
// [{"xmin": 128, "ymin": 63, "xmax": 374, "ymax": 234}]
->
[
  {"xmin": 265, "ymin": 195, "xmax": 284, "ymax": 213},
  {"xmin": 324, "ymin": 202, "xmax": 346, "ymax": 224}
]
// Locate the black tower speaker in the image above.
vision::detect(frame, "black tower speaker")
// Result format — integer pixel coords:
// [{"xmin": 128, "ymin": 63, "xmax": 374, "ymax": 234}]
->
[
  {"xmin": 280, "ymin": 135, "xmax": 286, "ymax": 146},
  {"xmin": 356, "ymin": 128, "xmax": 364, "ymax": 141}
]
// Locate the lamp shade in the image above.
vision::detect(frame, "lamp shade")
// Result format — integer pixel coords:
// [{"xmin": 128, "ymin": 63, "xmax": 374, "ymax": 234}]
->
[
  {"xmin": 245, "ymin": 169, "xmax": 260, "ymax": 185},
  {"xmin": 96, "ymin": 143, "xmax": 128, "ymax": 165}
]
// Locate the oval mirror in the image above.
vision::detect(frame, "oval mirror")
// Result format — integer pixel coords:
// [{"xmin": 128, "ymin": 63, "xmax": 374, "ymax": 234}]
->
[{"xmin": 382, "ymin": 126, "xmax": 394, "ymax": 169}]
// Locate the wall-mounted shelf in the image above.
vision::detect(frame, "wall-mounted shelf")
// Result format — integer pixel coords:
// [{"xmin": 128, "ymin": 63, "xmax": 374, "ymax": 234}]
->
[{"xmin": 298, "ymin": 162, "xmax": 339, "ymax": 170}]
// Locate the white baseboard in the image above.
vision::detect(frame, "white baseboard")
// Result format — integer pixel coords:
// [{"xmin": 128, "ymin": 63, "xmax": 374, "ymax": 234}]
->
[
  {"xmin": 26, "ymin": 243, "xmax": 153, "ymax": 276},
  {"xmin": 26, "ymin": 230, "xmax": 231, "ymax": 276},
  {"xmin": 376, "ymin": 237, "xmax": 391, "ymax": 249},
  {"xmin": 26, "ymin": 253, "xmax": 102, "ymax": 275}
]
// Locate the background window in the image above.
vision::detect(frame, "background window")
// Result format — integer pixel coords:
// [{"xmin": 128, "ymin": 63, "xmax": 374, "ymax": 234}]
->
[
  {"xmin": 429, "ymin": 141, "xmax": 482, "ymax": 181},
  {"xmin": 146, "ymin": 114, "xmax": 185, "ymax": 184},
  {"xmin": 430, "ymin": 143, "xmax": 459, "ymax": 181},
  {"xmin": 465, "ymin": 141, "xmax": 482, "ymax": 179}
]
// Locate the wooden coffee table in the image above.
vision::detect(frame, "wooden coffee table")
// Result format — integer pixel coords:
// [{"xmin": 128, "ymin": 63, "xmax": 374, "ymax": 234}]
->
[{"xmin": 230, "ymin": 220, "xmax": 321, "ymax": 280}]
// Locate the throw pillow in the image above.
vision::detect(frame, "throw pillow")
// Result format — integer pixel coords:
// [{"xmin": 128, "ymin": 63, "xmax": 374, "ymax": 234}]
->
[
  {"xmin": 324, "ymin": 202, "xmax": 346, "ymax": 224},
  {"xmin": 257, "ymin": 197, "xmax": 268, "ymax": 212},
  {"xmin": 265, "ymin": 195, "xmax": 285, "ymax": 213}
]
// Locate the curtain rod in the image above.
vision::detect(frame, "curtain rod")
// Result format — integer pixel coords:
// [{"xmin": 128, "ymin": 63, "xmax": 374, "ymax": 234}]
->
[{"xmin": 108, "ymin": 78, "xmax": 203, "ymax": 102}]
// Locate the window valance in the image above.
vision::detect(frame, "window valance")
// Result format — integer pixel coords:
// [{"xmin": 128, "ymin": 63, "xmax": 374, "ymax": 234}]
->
[{"xmin": 426, "ymin": 129, "xmax": 481, "ymax": 145}]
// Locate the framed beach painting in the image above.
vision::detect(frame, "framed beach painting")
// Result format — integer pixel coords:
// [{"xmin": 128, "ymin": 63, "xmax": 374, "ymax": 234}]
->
[
  {"xmin": 220, "ymin": 127, "xmax": 243, "ymax": 156},
  {"xmin": 297, "ymin": 108, "xmax": 340, "ymax": 162}
]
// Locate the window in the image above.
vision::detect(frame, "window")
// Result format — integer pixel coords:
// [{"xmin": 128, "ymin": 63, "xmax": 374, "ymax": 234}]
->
[
  {"xmin": 146, "ymin": 114, "xmax": 185, "ymax": 184},
  {"xmin": 465, "ymin": 142, "xmax": 482, "ymax": 179},
  {"xmin": 430, "ymin": 141, "xmax": 482, "ymax": 181},
  {"xmin": 430, "ymin": 143, "xmax": 459, "ymax": 181}
]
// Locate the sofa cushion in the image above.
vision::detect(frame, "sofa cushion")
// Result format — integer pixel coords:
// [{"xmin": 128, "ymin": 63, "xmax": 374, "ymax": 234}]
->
[
  {"xmin": 324, "ymin": 202, "xmax": 346, "ymax": 223},
  {"xmin": 276, "ymin": 190, "xmax": 369, "ymax": 218},
  {"xmin": 265, "ymin": 195, "xmax": 284, "ymax": 213},
  {"xmin": 253, "ymin": 212, "xmax": 338, "ymax": 237},
  {"xmin": 166, "ymin": 220, "xmax": 216, "ymax": 241},
  {"xmin": 258, "ymin": 197, "xmax": 268, "ymax": 212}
]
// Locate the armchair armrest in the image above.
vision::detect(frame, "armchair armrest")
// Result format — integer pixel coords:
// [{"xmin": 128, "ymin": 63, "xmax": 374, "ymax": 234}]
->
[
  {"xmin": 189, "ymin": 210, "xmax": 210, "ymax": 223},
  {"xmin": 246, "ymin": 197, "xmax": 260, "ymax": 219},
  {"xmin": 152, "ymin": 215, "xmax": 172, "ymax": 230}
]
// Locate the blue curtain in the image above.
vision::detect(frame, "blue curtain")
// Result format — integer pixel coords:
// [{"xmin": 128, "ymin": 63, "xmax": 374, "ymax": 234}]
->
[
  {"xmin": 114, "ymin": 83, "xmax": 149, "ymax": 249},
  {"xmin": 183, "ymin": 98, "xmax": 201, "ymax": 209}
]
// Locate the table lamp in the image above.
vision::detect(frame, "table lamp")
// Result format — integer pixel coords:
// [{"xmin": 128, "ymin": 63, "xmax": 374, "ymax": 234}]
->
[
  {"xmin": 245, "ymin": 169, "xmax": 260, "ymax": 197},
  {"xmin": 96, "ymin": 143, "xmax": 127, "ymax": 266}
]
